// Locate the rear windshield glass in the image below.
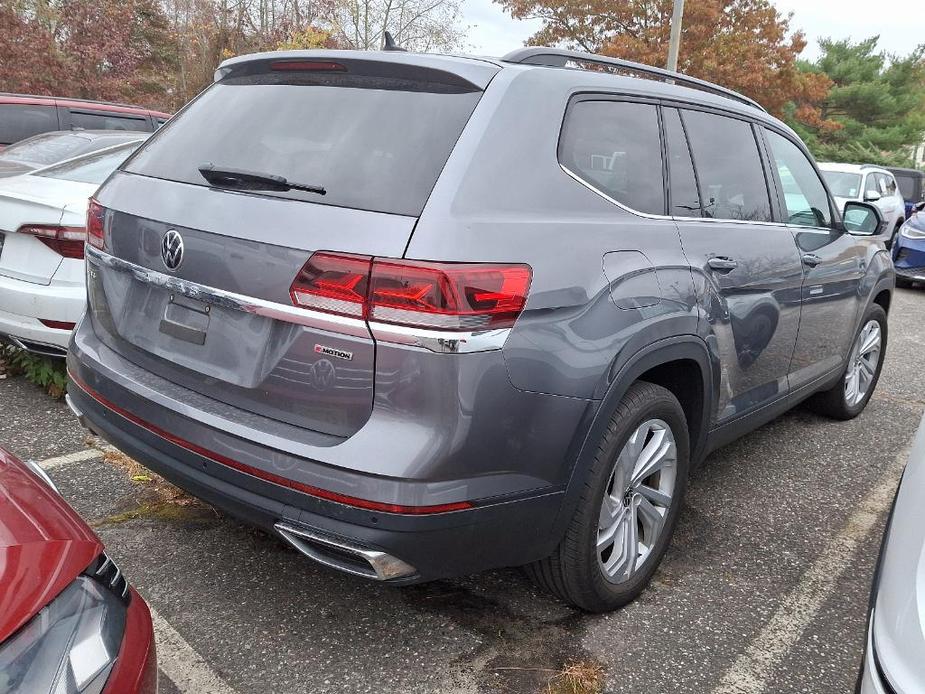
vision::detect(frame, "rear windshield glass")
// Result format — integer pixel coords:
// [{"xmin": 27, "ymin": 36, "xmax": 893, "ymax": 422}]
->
[
  {"xmin": 821, "ymin": 171, "xmax": 861, "ymax": 198},
  {"xmin": 37, "ymin": 143, "xmax": 143, "ymax": 184},
  {"xmin": 124, "ymin": 73, "xmax": 482, "ymax": 216}
]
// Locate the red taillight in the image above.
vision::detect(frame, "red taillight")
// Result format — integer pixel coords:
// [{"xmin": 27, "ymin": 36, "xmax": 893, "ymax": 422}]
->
[
  {"xmin": 86, "ymin": 198, "xmax": 106, "ymax": 250},
  {"xmin": 289, "ymin": 252, "xmax": 371, "ymax": 317},
  {"xmin": 289, "ymin": 253, "xmax": 532, "ymax": 330},
  {"xmin": 17, "ymin": 225, "xmax": 87, "ymax": 259},
  {"xmin": 270, "ymin": 60, "xmax": 346, "ymax": 72},
  {"xmin": 369, "ymin": 260, "xmax": 532, "ymax": 330}
]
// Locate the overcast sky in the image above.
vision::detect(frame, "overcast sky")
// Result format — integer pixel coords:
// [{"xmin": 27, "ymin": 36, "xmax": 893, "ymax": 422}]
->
[{"xmin": 461, "ymin": 0, "xmax": 924, "ymax": 61}]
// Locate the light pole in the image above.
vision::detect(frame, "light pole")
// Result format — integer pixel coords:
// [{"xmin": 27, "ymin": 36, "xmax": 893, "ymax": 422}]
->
[{"xmin": 666, "ymin": 0, "xmax": 685, "ymax": 72}]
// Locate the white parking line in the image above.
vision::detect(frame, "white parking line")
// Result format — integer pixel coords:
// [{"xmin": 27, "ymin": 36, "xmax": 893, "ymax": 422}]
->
[
  {"xmin": 712, "ymin": 449, "xmax": 907, "ymax": 694},
  {"xmin": 151, "ymin": 608, "xmax": 238, "ymax": 694},
  {"xmin": 38, "ymin": 448, "xmax": 104, "ymax": 469}
]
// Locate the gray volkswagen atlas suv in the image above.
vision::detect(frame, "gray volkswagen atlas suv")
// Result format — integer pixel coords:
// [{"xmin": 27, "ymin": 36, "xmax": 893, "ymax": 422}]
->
[{"xmin": 66, "ymin": 47, "xmax": 894, "ymax": 612}]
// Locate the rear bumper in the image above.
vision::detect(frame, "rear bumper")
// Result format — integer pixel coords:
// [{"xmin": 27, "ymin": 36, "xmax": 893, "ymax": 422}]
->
[
  {"xmin": 0, "ymin": 272, "xmax": 83, "ymax": 352},
  {"xmin": 68, "ymin": 325, "xmax": 574, "ymax": 583}
]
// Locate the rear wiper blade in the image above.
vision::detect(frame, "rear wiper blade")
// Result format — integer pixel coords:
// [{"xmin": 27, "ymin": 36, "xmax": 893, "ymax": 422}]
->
[{"xmin": 197, "ymin": 163, "xmax": 325, "ymax": 196}]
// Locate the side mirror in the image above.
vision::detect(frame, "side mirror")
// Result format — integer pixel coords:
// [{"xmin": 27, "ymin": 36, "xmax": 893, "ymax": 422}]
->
[
  {"xmin": 843, "ymin": 201, "xmax": 884, "ymax": 235},
  {"xmin": 914, "ymin": 200, "xmax": 925, "ymax": 213},
  {"xmin": 864, "ymin": 189, "xmax": 881, "ymax": 202}
]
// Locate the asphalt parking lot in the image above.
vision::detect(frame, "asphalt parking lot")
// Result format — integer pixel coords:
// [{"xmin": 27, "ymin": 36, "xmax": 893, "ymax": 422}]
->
[{"xmin": 3, "ymin": 288, "xmax": 924, "ymax": 694}]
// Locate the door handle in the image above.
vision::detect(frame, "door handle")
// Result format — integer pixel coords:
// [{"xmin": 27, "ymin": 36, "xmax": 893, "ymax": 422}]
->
[
  {"xmin": 802, "ymin": 253, "xmax": 821, "ymax": 268},
  {"xmin": 707, "ymin": 256, "xmax": 738, "ymax": 272}
]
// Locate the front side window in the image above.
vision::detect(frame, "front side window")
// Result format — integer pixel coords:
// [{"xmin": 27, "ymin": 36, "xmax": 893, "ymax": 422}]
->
[
  {"xmin": 681, "ymin": 110, "xmax": 772, "ymax": 222},
  {"xmin": 559, "ymin": 100, "xmax": 665, "ymax": 215},
  {"xmin": 765, "ymin": 130, "xmax": 832, "ymax": 228},
  {"xmin": 0, "ymin": 104, "xmax": 58, "ymax": 145}
]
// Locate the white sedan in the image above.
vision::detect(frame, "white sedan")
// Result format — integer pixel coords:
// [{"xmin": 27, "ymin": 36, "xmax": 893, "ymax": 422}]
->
[{"xmin": 0, "ymin": 139, "xmax": 146, "ymax": 355}]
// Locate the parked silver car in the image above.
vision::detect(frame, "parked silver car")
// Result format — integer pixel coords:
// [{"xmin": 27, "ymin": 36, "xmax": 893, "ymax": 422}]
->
[
  {"xmin": 820, "ymin": 163, "xmax": 906, "ymax": 248},
  {"xmin": 859, "ymin": 414, "xmax": 925, "ymax": 693}
]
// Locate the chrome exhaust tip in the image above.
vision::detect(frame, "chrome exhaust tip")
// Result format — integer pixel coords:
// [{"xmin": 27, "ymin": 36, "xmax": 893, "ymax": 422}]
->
[{"xmin": 274, "ymin": 522, "xmax": 417, "ymax": 581}]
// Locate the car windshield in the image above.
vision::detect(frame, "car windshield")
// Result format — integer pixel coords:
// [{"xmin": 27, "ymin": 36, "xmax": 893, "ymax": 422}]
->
[
  {"xmin": 822, "ymin": 171, "xmax": 862, "ymax": 198},
  {"xmin": 0, "ymin": 132, "xmax": 96, "ymax": 166},
  {"xmin": 36, "ymin": 142, "xmax": 143, "ymax": 185}
]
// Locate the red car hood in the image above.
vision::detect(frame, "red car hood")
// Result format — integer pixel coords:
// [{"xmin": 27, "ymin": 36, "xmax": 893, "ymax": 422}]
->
[{"xmin": 0, "ymin": 448, "xmax": 103, "ymax": 643}]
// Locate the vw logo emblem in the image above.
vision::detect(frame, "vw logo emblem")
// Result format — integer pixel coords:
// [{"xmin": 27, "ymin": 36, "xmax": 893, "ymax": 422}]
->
[{"xmin": 161, "ymin": 230, "xmax": 184, "ymax": 271}]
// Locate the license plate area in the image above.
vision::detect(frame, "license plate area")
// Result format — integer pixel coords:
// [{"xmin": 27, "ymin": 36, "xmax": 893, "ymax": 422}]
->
[{"xmin": 159, "ymin": 294, "xmax": 211, "ymax": 345}]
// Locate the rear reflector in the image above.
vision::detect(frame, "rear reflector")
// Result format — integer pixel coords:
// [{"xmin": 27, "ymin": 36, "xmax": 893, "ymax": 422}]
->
[
  {"xmin": 86, "ymin": 198, "xmax": 106, "ymax": 250},
  {"xmin": 289, "ymin": 253, "xmax": 532, "ymax": 330},
  {"xmin": 68, "ymin": 371, "xmax": 473, "ymax": 515},
  {"xmin": 39, "ymin": 319, "xmax": 76, "ymax": 331},
  {"xmin": 17, "ymin": 225, "xmax": 87, "ymax": 259}
]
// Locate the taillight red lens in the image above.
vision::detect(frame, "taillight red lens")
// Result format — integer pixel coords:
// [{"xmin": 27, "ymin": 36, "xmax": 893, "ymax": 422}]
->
[
  {"xmin": 86, "ymin": 198, "xmax": 106, "ymax": 250},
  {"xmin": 369, "ymin": 261, "xmax": 532, "ymax": 330},
  {"xmin": 17, "ymin": 225, "xmax": 87, "ymax": 259},
  {"xmin": 289, "ymin": 252, "xmax": 372, "ymax": 317},
  {"xmin": 38, "ymin": 319, "xmax": 76, "ymax": 331},
  {"xmin": 290, "ymin": 252, "xmax": 532, "ymax": 330}
]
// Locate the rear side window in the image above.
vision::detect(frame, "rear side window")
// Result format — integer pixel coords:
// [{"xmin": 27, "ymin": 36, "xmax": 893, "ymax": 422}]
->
[
  {"xmin": 663, "ymin": 108, "xmax": 700, "ymax": 216},
  {"xmin": 69, "ymin": 111, "xmax": 150, "ymax": 131},
  {"xmin": 125, "ymin": 73, "xmax": 482, "ymax": 217},
  {"xmin": 765, "ymin": 130, "xmax": 831, "ymax": 228},
  {"xmin": 0, "ymin": 104, "xmax": 58, "ymax": 145},
  {"xmin": 895, "ymin": 173, "xmax": 917, "ymax": 200},
  {"xmin": 681, "ymin": 110, "xmax": 772, "ymax": 222},
  {"xmin": 559, "ymin": 100, "xmax": 665, "ymax": 215}
]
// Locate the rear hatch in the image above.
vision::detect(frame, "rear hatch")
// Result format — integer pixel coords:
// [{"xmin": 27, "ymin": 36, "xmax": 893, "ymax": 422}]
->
[{"xmin": 88, "ymin": 53, "xmax": 496, "ymax": 438}]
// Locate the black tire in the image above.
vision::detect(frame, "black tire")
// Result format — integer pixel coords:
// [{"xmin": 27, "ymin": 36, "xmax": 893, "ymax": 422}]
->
[
  {"xmin": 524, "ymin": 381, "xmax": 690, "ymax": 612},
  {"xmin": 806, "ymin": 304, "xmax": 888, "ymax": 420}
]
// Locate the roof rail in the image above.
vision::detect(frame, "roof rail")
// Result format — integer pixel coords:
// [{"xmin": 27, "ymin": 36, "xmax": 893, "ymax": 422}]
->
[{"xmin": 501, "ymin": 47, "xmax": 766, "ymax": 112}]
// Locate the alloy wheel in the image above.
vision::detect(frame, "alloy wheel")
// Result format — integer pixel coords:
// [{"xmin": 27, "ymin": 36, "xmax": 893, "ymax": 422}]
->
[
  {"xmin": 597, "ymin": 418, "xmax": 677, "ymax": 584},
  {"xmin": 844, "ymin": 320, "xmax": 882, "ymax": 407}
]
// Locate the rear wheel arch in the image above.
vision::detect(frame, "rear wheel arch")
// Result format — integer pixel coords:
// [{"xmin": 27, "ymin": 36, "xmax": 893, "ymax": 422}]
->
[{"xmin": 548, "ymin": 337, "xmax": 714, "ymax": 547}]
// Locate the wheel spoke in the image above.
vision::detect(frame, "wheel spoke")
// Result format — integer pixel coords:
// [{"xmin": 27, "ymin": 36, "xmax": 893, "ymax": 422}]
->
[
  {"xmin": 604, "ymin": 503, "xmax": 638, "ymax": 580},
  {"xmin": 598, "ymin": 491, "xmax": 623, "ymax": 529},
  {"xmin": 631, "ymin": 427, "xmax": 673, "ymax": 485},
  {"xmin": 635, "ymin": 493, "xmax": 665, "ymax": 544},
  {"xmin": 859, "ymin": 326, "xmax": 880, "ymax": 355},
  {"xmin": 637, "ymin": 483, "xmax": 672, "ymax": 508}
]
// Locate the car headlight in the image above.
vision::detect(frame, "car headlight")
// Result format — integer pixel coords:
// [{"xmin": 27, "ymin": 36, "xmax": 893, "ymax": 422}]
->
[
  {"xmin": 902, "ymin": 223, "xmax": 925, "ymax": 240},
  {"xmin": 0, "ymin": 575, "xmax": 126, "ymax": 694}
]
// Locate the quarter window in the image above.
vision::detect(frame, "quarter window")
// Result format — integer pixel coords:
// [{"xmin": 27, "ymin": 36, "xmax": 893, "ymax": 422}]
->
[
  {"xmin": 681, "ymin": 110, "xmax": 772, "ymax": 222},
  {"xmin": 559, "ymin": 100, "xmax": 665, "ymax": 215},
  {"xmin": 765, "ymin": 130, "xmax": 832, "ymax": 228}
]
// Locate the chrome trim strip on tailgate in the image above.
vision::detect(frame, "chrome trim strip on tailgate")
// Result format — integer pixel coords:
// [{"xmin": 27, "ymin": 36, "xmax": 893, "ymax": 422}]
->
[{"xmin": 86, "ymin": 246, "xmax": 511, "ymax": 353}]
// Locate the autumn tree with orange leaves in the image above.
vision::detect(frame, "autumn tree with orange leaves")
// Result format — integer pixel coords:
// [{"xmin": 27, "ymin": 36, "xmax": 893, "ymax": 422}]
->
[{"xmin": 496, "ymin": 0, "xmax": 835, "ymax": 128}]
